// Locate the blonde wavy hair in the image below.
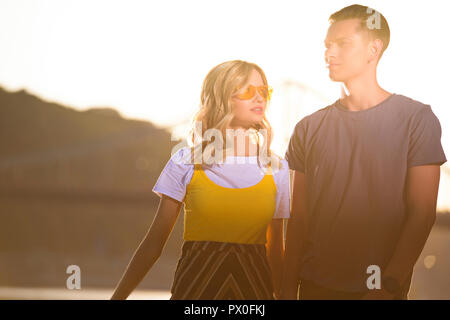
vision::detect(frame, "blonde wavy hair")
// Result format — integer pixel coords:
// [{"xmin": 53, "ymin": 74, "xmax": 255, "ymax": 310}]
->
[{"xmin": 187, "ymin": 60, "xmax": 282, "ymax": 171}]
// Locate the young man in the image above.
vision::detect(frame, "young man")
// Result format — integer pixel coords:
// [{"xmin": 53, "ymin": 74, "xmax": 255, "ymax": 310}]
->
[{"xmin": 281, "ymin": 4, "xmax": 447, "ymax": 300}]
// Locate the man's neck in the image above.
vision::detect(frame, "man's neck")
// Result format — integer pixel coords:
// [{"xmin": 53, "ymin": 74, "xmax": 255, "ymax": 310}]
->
[{"xmin": 340, "ymin": 72, "xmax": 391, "ymax": 111}]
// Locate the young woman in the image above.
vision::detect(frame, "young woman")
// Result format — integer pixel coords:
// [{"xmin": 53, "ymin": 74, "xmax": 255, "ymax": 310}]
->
[{"xmin": 111, "ymin": 60, "xmax": 290, "ymax": 300}]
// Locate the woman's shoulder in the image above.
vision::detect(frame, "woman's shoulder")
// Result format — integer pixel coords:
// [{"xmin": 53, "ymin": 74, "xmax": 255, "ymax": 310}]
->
[
  {"xmin": 169, "ymin": 146, "xmax": 196, "ymax": 166},
  {"xmin": 269, "ymin": 152, "xmax": 290, "ymax": 197},
  {"xmin": 269, "ymin": 151, "xmax": 289, "ymax": 175},
  {"xmin": 162, "ymin": 146, "xmax": 197, "ymax": 180}
]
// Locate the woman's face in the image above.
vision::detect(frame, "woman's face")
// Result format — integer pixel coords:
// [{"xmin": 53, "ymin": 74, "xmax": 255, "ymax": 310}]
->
[{"xmin": 230, "ymin": 69, "xmax": 267, "ymax": 129}]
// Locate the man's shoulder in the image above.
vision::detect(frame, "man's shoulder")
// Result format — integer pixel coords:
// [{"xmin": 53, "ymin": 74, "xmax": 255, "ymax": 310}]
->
[
  {"xmin": 294, "ymin": 102, "xmax": 336, "ymax": 129},
  {"xmin": 391, "ymin": 94, "xmax": 431, "ymax": 114},
  {"xmin": 291, "ymin": 94, "xmax": 432, "ymax": 131}
]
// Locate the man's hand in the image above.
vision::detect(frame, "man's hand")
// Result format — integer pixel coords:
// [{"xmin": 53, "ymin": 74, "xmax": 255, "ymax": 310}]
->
[
  {"xmin": 278, "ymin": 288, "xmax": 298, "ymax": 300},
  {"xmin": 382, "ymin": 165, "xmax": 441, "ymax": 285}
]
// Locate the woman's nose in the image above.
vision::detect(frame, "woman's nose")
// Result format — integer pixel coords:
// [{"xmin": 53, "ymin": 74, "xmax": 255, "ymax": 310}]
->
[{"xmin": 253, "ymin": 89, "xmax": 264, "ymax": 102}]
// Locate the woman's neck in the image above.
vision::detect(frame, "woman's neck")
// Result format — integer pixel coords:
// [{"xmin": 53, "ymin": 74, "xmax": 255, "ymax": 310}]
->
[{"xmin": 225, "ymin": 126, "xmax": 259, "ymax": 157}]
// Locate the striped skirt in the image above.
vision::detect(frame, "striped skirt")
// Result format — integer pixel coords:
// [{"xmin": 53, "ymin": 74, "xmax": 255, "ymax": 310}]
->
[{"xmin": 170, "ymin": 241, "xmax": 274, "ymax": 300}]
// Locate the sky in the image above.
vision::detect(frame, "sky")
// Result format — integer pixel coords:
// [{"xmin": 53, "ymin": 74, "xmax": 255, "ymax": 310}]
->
[{"xmin": 0, "ymin": 0, "xmax": 449, "ymax": 209}]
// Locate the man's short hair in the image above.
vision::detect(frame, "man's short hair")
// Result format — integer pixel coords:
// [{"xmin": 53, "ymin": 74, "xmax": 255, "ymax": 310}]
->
[{"xmin": 329, "ymin": 4, "xmax": 390, "ymax": 59}]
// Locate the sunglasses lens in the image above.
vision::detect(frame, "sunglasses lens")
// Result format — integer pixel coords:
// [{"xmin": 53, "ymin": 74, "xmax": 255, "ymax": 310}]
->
[
  {"xmin": 258, "ymin": 87, "xmax": 268, "ymax": 99},
  {"xmin": 235, "ymin": 85, "xmax": 272, "ymax": 100},
  {"xmin": 236, "ymin": 85, "xmax": 256, "ymax": 99},
  {"xmin": 257, "ymin": 86, "xmax": 273, "ymax": 100}
]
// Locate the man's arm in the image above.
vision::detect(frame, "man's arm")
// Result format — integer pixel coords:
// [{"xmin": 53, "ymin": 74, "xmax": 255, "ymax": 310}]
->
[
  {"xmin": 382, "ymin": 165, "xmax": 441, "ymax": 289},
  {"xmin": 279, "ymin": 170, "xmax": 309, "ymax": 299}
]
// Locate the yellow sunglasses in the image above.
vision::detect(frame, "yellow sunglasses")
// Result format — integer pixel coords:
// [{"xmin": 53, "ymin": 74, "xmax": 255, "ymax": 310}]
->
[{"xmin": 234, "ymin": 85, "xmax": 273, "ymax": 101}]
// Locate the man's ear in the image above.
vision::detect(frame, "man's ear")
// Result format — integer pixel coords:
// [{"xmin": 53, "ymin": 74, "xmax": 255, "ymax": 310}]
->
[{"xmin": 369, "ymin": 39, "xmax": 383, "ymax": 62}]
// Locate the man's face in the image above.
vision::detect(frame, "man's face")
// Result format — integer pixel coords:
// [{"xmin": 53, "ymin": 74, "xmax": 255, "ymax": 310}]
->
[{"xmin": 324, "ymin": 18, "xmax": 372, "ymax": 82}]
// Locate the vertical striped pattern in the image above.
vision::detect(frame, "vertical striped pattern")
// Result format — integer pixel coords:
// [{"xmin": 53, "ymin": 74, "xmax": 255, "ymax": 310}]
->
[{"xmin": 170, "ymin": 241, "xmax": 274, "ymax": 300}]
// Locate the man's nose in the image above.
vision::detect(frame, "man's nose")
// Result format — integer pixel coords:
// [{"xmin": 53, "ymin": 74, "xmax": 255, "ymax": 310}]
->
[{"xmin": 325, "ymin": 46, "xmax": 337, "ymax": 63}]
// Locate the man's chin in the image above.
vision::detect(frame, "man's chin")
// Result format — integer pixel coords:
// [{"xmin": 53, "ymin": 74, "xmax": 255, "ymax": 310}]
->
[{"xmin": 328, "ymin": 73, "xmax": 346, "ymax": 82}]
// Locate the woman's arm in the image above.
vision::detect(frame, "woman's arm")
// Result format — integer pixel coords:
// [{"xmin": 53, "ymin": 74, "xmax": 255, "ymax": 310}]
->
[
  {"xmin": 111, "ymin": 195, "xmax": 183, "ymax": 299},
  {"xmin": 265, "ymin": 218, "xmax": 285, "ymax": 299}
]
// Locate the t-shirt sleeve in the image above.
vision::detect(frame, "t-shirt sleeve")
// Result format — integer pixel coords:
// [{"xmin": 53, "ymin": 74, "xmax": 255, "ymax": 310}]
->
[
  {"xmin": 152, "ymin": 147, "xmax": 194, "ymax": 202},
  {"xmin": 407, "ymin": 106, "xmax": 447, "ymax": 168},
  {"xmin": 285, "ymin": 117, "xmax": 307, "ymax": 173},
  {"xmin": 273, "ymin": 159, "xmax": 291, "ymax": 219}
]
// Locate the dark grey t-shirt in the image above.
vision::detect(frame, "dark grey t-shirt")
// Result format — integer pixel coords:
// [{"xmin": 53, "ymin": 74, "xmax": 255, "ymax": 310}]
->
[{"xmin": 285, "ymin": 93, "xmax": 447, "ymax": 292}]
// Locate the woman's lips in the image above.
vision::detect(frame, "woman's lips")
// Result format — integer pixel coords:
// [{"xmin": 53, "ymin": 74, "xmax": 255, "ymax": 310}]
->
[{"xmin": 251, "ymin": 107, "xmax": 264, "ymax": 114}]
